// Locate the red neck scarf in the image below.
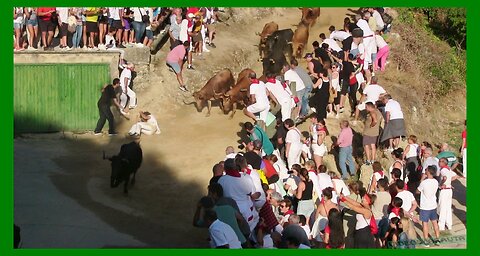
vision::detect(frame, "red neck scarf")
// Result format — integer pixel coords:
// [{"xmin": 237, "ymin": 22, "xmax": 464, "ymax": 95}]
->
[
  {"xmin": 391, "ymin": 207, "xmax": 401, "ymax": 216},
  {"xmin": 251, "ymin": 79, "xmax": 259, "ymax": 84},
  {"xmin": 225, "ymin": 169, "xmax": 241, "ymax": 177},
  {"xmin": 267, "ymin": 78, "xmax": 276, "ymax": 83}
]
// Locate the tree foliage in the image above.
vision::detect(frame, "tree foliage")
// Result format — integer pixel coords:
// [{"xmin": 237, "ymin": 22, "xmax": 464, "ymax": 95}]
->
[{"xmin": 416, "ymin": 8, "xmax": 466, "ymax": 49}]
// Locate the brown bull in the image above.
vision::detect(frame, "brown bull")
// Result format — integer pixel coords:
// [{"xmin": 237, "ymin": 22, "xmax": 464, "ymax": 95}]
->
[
  {"xmin": 292, "ymin": 21, "xmax": 310, "ymax": 59},
  {"xmin": 300, "ymin": 7, "xmax": 320, "ymax": 27},
  {"xmin": 185, "ymin": 69, "xmax": 235, "ymax": 117},
  {"xmin": 223, "ymin": 70, "xmax": 267, "ymax": 119},
  {"xmin": 257, "ymin": 21, "xmax": 279, "ymax": 59}
]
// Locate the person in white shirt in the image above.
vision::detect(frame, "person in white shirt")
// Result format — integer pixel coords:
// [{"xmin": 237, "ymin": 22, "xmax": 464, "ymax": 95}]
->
[
  {"xmin": 395, "ymin": 179, "xmax": 419, "ymax": 241},
  {"xmin": 131, "ymin": 7, "xmax": 148, "ymax": 47},
  {"xmin": 119, "ymin": 63, "xmax": 137, "ymax": 116},
  {"xmin": 380, "ymin": 94, "xmax": 406, "ymax": 150},
  {"xmin": 369, "ymin": 8, "xmax": 386, "ymax": 32},
  {"xmin": 437, "ymin": 158, "xmax": 458, "ymax": 231},
  {"xmin": 265, "ymin": 73, "xmax": 293, "ymax": 122},
  {"xmin": 417, "ymin": 166, "xmax": 441, "ymax": 244},
  {"xmin": 284, "ymin": 119, "xmax": 303, "ymax": 169},
  {"xmin": 235, "ymin": 155, "xmax": 266, "ymax": 210},
  {"xmin": 374, "ymin": 31, "xmax": 390, "ymax": 71},
  {"xmin": 283, "ymin": 65, "xmax": 307, "ymax": 121},
  {"xmin": 224, "ymin": 146, "xmax": 237, "ymax": 161},
  {"xmin": 353, "ymin": 76, "xmax": 386, "ymax": 122},
  {"xmin": 422, "ymin": 147, "xmax": 440, "ymax": 177},
  {"xmin": 128, "ymin": 111, "xmax": 161, "ymax": 136},
  {"xmin": 218, "ymin": 159, "xmax": 260, "ymax": 233},
  {"xmin": 319, "ymin": 33, "xmax": 342, "ymax": 52},
  {"xmin": 204, "ymin": 209, "xmax": 243, "ymax": 249},
  {"xmin": 328, "ymin": 25, "xmax": 350, "ymax": 41},
  {"xmin": 355, "ymin": 12, "xmax": 375, "ymax": 82},
  {"xmin": 244, "ymin": 72, "xmax": 270, "ymax": 127},
  {"xmin": 56, "ymin": 7, "xmax": 71, "ymax": 50}
]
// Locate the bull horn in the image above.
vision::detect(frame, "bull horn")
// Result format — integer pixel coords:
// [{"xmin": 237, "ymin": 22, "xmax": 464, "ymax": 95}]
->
[
  {"xmin": 255, "ymin": 32, "xmax": 260, "ymax": 36},
  {"xmin": 224, "ymin": 93, "xmax": 230, "ymax": 97},
  {"xmin": 183, "ymin": 99, "xmax": 196, "ymax": 105},
  {"xmin": 287, "ymin": 42, "xmax": 293, "ymax": 45},
  {"xmin": 240, "ymin": 89, "xmax": 248, "ymax": 92}
]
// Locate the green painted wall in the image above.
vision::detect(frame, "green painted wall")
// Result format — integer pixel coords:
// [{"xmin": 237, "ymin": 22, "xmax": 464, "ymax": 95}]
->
[{"xmin": 14, "ymin": 63, "xmax": 110, "ymax": 133}]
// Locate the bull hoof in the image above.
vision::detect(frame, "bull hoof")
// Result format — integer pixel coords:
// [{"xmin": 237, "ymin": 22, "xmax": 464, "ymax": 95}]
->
[
  {"xmin": 229, "ymin": 115, "xmax": 234, "ymax": 120},
  {"xmin": 205, "ymin": 113, "xmax": 211, "ymax": 117}
]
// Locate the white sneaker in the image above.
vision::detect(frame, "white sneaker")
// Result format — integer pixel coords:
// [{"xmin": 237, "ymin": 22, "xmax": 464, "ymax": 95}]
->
[
  {"xmin": 98, "ymin": 44, "xmax": 106, "ymax": 50},
  {"xmin": 64, "ymin": 46, "xmax": 72, "ymax": 51},
  {"xmin": 135, "ymin": 43, "xmax": 144, "ymax": 47},
  {"xmin": 335, "ymin": 114, "xmax": 339, "ymax": 119},
  {"xmin": 27, "ymin": 46, "xmax": 37, "ymax": 51},
  {"xmin": 94, "ymin": 132, "xmax": 102, "ymax": 136},
  {"xmin": 203, "ymin": 48, "xmax": 210, "ymax": 52},
  {"xmin": 82, "ymin": 46, "xmax": 88, "ymax": 50}
]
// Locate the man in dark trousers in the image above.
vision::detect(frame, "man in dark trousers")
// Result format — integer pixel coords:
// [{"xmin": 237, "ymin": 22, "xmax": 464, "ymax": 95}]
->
[{"xmin": 94, "ymin": 78, "xmax": 122, "ymax": 136}]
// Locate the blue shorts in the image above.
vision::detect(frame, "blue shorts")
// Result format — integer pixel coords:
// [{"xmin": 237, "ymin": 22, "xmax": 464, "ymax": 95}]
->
[
  {"xmin": 27, "ymin": 18, "xmax": 38, "ymax": 26},
  {"xmin": 166, "ymin": 62, "xmax": 181, "ymax": 74},
  {"xmin": 420, "ymin": 209, "xmax": 438, "ymax": 222},
  {"xmin": 145, "ymin": 29, "xmax": 153, "ymax": 40}
]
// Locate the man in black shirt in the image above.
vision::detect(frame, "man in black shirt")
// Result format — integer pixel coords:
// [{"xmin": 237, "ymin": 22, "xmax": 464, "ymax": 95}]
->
[
  {"xmin": 94, "ymin": 78, "xmax": 122, "ymax": 135},
  {"xmin": 313, "ymin": 41, "xmax": 332, "ymax": 70}
]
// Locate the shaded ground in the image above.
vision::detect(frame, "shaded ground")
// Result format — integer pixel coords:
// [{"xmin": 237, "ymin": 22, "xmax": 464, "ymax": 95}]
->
[{"xmin": 14, "ymin": 8, "xmax": 466, "ymax": 248}]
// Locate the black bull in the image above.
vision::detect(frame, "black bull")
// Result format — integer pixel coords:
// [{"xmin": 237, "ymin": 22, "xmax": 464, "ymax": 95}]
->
[
  {"xmin": 103, "ymin": 141, "xmax": 143, "ymax": 194},
  {"xmin": 262, "ymin": 29, "xmax": 294, "ymax": 75}
]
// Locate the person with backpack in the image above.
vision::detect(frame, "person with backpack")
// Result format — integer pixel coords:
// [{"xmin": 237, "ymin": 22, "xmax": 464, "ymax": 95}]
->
[{"xmin": 339, "ymin": 191, "xmax": 377, "ymax": 248}]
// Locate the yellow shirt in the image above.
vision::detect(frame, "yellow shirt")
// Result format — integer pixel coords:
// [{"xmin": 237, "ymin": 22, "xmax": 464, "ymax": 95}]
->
[{"xmin": 85, "ymin": 7, "xmax": 99, "ymax": 22}]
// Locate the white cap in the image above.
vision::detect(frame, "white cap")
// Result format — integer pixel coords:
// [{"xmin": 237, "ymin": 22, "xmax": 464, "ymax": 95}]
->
[{"xmin": 187, "ymin": 13, "xmax": 195, "ymax": 18}]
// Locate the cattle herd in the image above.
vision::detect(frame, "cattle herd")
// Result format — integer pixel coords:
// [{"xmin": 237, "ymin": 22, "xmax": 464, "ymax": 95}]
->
[{"xmin": 185, "ymin": 8, "xmax": 320, "ymax": 119}]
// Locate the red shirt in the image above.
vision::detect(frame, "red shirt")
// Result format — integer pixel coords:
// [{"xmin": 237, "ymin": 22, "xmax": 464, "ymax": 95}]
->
[
  {"xmin": 38, "ymin": 7, "xmax": 56, "ymax": 21},
  {"xmin": 462, "ymin": 129, "xmax": 467, "ymax": 148},
  {"xmin": 187, "ymin": 7, "xmax": 200, "ymax": 15},
  {"xmin": 258, "ymin": 202, "xmax": 279, "ymax": 232}
]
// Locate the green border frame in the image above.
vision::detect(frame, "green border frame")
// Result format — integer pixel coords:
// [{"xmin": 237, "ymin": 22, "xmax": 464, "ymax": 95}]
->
[{"xmin": 4, "ymin": 1, "xmax": 474, "ymax": 255}]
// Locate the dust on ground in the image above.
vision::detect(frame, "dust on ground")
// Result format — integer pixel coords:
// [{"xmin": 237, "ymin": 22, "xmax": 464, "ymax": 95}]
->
[{"xmin": 14, "ymin": 8, "xmax": 466, "ymax": 248}]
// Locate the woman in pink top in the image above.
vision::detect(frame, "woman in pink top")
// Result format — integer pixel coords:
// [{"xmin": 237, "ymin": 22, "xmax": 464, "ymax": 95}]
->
[{"xmin": 332, "ymin": 120, "xmax": 355, "ymax": 179}]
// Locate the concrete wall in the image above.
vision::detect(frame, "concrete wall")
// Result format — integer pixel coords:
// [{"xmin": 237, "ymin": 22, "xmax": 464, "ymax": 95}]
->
[
  {"xmin": 14, "ymin": 51, "xmax": 121, "ymax": 80},
  {"xmin": 14, "ymin": 48, "xmax": 152, "ymax": 79}
]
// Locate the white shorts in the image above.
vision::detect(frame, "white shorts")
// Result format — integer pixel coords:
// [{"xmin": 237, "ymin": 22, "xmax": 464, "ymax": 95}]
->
[
  {"xmin": 247, "ymin": 102, "xmax": 270, "ymax": 122},
  {"xmin": 356, "ymin": 72, "xmax": 366, "ymax": 84},
  {"xmin": 357, "ymin": 102, "xmax": 366, "ymax": 111},
  {"xmin": 312, "ymin": 143, "xmax": 327, "ymax": 156}
]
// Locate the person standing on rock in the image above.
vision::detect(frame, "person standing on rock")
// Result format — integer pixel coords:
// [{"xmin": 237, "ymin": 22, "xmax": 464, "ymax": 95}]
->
[
  {"xmin": 119, "ymin": 63, "xmax": 137, "ymax": 115},
  {"xmin": 362, "ymin": 102, "xmax": 383, "ymax": 165},
  {"xmin": 332, "ymin": 120, "xmax": 356, "ymax": 179},
  {"xmin": 380, "ymin": 94, "xmax": 406, "ymax": 151},
  {"xmin": 437, "ymin": 158, "xmax": 458, "ymax": 233},
  {"xmin": 166, "ymin": 41, "xmax": 190, "ymax": 92},
  {"xmin": 416, "ymin": 166, "xmax": 441, "ymax": 246},
  {"xmin": 94, "ymin": 78, "xmax": 122, "ymax": 136}
]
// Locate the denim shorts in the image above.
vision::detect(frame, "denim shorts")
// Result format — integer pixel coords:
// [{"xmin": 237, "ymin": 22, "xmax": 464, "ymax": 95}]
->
[
  {"xmin": 27, "ymin": 18, "xmax": 38, "ymax": 26},
  {"xmin": 145, "ymin": 29, "xmax": 153, "ymax": 39},
  {"xmin": 420, "ymin": 209, "xmax": 438, "ymax": 222},
  {"xmin": 166, "ymin": 62, "xmax": 181, "ymax": 74}
]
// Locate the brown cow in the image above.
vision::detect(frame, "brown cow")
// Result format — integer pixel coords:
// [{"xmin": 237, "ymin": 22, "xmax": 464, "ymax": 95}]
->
[
  {"xmin": 292, "ymin": 21, "xmax": 310, "ymax": 59},
  {"xmin": 257, "ymin": 21, "xmax": 279, "ymax": 59},
  {"xmin": 185, "ymin": 69, "xmax": 235, "ymax": 117},
  {"xmin": 223, "ymin": 70, "xmax": 268, "ymax": 119},
  {"xmin": 300, "ymin": 7, "xmax": 320, "ymax": 27}
]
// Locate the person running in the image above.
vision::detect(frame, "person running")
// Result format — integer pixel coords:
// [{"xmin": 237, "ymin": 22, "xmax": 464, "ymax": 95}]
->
[
  {"xmin": 244, "ymin": 72, "xmax": 270, "ymax": 128},
  {"xmin": 94, "ymin": 79, "xmax": 122, "ymax": 136}
]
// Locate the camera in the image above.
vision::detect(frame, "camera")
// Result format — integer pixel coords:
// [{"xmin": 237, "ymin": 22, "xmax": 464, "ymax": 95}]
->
[{"xmin": 238, "ymin": 144, "xmax": 245, "ymax": 150}]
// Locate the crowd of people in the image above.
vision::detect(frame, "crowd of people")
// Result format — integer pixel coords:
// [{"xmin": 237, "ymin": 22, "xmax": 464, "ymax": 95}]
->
[
  {"xmin": 192, "ymin": 7, "xmax": 466, "ymax": 249},
  {"xmin": 13, "ymin": 7, "xmax": 218, "ymax": 52}
]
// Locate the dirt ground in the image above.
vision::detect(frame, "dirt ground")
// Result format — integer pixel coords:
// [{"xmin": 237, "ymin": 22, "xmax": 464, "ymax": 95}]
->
[{"xmin": 14, "ymin": 8, "xmax": 466, "ymax": 248}]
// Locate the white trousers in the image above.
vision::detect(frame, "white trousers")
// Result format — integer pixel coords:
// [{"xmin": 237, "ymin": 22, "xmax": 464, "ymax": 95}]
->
[
  {"xmin": 120, "ymin": 87, "xmax": 137, "ymax": 109},
  {"xmin": 280, "ymin": 100, "xmax": 293, "ymax": 121},
  {"xmin": 287, "ymin": 148, "xmax": 302, "ymax": 169},
  {"xmin": 438, "ymin": 189, "xmax": 453, "ymax": 230},
  {"xmin": 129, "ymin": 122, "xmax": 157, "ymax": 135},
  {"xmin": 363, "ymin": 36, "xmax": 375, "ymax": 65},
  {"xmin": 462, "ymin": 148, "xmax": 467, "ymax": 177}
]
